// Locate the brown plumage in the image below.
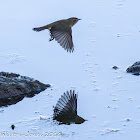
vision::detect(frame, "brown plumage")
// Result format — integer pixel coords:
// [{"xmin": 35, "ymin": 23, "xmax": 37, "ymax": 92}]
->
[
  {"xmin": 53, "ymin": 90, "xmax": 86, "ymax": 125},
  {"xmin": 33, "ymin": 17, "xmax": 81, "ymax": 53}
]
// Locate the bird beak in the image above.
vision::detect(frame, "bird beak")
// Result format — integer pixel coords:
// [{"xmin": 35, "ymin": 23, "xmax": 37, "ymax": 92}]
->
[{"xmin": 78, "ymin": 19, "xmax": 81, "ymax": 20}]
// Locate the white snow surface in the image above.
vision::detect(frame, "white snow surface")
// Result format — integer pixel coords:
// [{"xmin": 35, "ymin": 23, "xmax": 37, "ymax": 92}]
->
[{"xmin": 0, "ymin": 0, "xmax": 140, "ymax": 140}]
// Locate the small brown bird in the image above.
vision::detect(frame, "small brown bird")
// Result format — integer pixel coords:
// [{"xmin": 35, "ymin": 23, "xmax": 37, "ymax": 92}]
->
[
  {"xmin": 53, "ymin": 90, "xmax": 86, "ymax": 125},
  {"xmin": 33, "ymin": 17, "xmax": 81, "ymax": 52}
]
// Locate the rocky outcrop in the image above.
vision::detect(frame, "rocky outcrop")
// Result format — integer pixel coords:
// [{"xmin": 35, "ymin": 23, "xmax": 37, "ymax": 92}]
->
[
  {"xmin": 0, "ymin": 72, "xmax": 50, "ymax": 107},
  {"xmin": 126, "ymin": 62, "xmax": 140, "ymax": 75}
]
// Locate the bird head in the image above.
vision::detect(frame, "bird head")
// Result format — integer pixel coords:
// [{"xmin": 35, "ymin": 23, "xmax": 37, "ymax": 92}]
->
[{"xmin": 68, "ymin": 17, "xmax": 81, "ymax": 27}]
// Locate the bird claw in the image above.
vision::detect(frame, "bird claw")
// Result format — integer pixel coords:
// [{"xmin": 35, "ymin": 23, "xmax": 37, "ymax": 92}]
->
[
  {"xmin": 49, "ymin": 33, "xmax": 54, "ymax": 41},
  {"xmin": 49, "ymin": 37, "xmax": 54, "ymax": 41}
]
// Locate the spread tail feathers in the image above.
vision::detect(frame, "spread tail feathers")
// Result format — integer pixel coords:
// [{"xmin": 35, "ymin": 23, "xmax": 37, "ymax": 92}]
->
[{"xmin": 33, "ymin": 26, "xmax": 46, "ymax": 32}]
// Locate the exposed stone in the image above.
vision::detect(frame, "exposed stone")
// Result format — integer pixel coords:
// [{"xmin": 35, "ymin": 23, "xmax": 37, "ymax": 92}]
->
[
  {"xmin": 112, "ymin": 66, "xmax": 119, "ymax": 70},
  {"xmin": 126, "ymin": 61, "xmax": 140, "ymax": 75},
  {"xmin": 133, "ymin": 73, "xmax": 140, "ymax": 76},
  {"xmin": 11, "ymin": 124, "xmax": 15, "ymax": 130},
  {"xmin": 0, "ymin": 72, "xmax": 50, "ymax": 107}
]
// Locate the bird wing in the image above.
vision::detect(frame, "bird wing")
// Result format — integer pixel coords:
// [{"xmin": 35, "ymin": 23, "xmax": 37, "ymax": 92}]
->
[
  {"xmin": 53, "ymin": 90, "xmax": 77, "ymax": 122},
  {"xmin": 50, "ymin": 24, "xmax": 74, "ymax": 52}
]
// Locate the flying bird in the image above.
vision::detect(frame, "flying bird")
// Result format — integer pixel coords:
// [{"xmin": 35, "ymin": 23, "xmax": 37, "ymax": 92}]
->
[
  {"xmin": 53, "ymin": 90, "xmax": 86, "ymax": 124},
  {"xmin": 33, "ymin": 17, "xmax": 81, "ymax": 52}
]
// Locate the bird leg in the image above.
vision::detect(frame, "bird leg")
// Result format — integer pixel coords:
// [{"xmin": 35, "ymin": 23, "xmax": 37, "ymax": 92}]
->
[{"xmin": 49, "ymin": 33, "xmax": 54, "ymax": 41}]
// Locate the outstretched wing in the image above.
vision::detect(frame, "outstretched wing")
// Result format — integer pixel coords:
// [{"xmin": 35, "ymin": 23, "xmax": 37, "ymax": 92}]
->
[
  {"xmin": 50, "ymin": 25, "xmax": 74, "ymax": 52},
  {"xmin": 53, "ymin": 90, "xmax": 77, "ymax": 122}
]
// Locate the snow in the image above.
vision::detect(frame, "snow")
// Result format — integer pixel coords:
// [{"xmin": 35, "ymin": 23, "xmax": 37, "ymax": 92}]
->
[{"xmin": 0, "ymin": 0, "xmax": 140, "ymax": 139}]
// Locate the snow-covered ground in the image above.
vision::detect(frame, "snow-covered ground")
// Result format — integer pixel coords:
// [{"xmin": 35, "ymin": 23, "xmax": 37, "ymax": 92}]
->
[{"xmin": 0, "ymin": 0, "xmax": 140, "ymax": 139}]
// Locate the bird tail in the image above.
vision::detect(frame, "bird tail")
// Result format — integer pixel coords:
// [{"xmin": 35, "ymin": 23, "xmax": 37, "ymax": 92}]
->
[{"xmin": 33, "ymin": 26, "xmax": 47, "ymax": 32}]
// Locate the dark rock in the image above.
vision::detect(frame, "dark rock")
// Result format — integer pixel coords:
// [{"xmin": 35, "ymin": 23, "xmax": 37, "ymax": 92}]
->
[
  {"xmin": 112, "ymin": 66, "xmax": 119, "ymax": 70},
  {"xmin": 11, "ymin": 124, "xmax": 15, "ymax": 130},
  {"xmin": 133, "ymin": 73, "xmax": 140, "ymax": 76},
  {"xmin": 0, "ymin": 72, "xmax": 50, "ymax": 107},
  {"xmin": 126, "ymin": 62, "xmax": 140, "ymax": 75},
  {"xmin": 53, "ymin": 90, "xmax": 86, "ymax": 125}
]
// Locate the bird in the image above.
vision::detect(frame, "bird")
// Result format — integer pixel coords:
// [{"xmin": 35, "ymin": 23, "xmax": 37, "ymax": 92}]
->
[
  {"xmin": 33, "ymin": 17, "xmax": 81, "ymax": 53},
  {"xmin": 53, "ymin": 90, "xmax": 86, "ymax": 125}
]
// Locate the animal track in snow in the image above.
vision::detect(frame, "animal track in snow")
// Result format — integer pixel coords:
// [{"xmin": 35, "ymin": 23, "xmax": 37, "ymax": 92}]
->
[{"xmin": 0, "ymin": 53, "xmax": 25, "ymax": 64}]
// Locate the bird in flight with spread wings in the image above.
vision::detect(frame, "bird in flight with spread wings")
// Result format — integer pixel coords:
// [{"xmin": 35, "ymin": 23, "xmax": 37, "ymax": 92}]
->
[{"xmin": 33, "ymin": 17, "xmax": 81, "ymax": 53}]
